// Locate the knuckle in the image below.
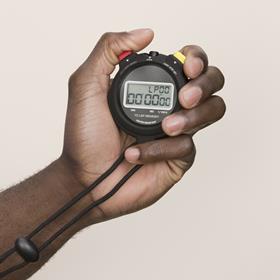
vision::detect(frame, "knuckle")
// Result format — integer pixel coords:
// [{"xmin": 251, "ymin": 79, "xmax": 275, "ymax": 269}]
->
[
  {"xmin": 100, "ymin": 32, "xmax": 115, "ymax": 43},
  {"xmin": 100, "ymin": 31, "xmax": 129, "ymax": 63},
  {"xmin": 182, "ymin": 138, "xmax": 196, "ymax": 168},
  {"xmin": 209, "ymin": 66, "xmax": 225, "ymax": 90},
  {"xmin": 101, "ymin": 31, "xmax": 128, "ymax": 47},
  {"xmin": 182, "ymin": 135, "xmax": 194, "ymax": 151},
  {"xmin": 211, "ymin": 96, "xmax": 226, "ymax": 119},
  {"xmin": 184, "ymin": 136, "xmax": 196, "ymax": 157},
  {"xmin": 68, "ymin": 71, "xmax": 79, "ymax": 89},
  {"xmin": 188, "ymin": 148, "xmax": 196, "ymax": 168},
  {"xmin": 68, "ymin": 67, "xmax": 84, "ymax": 91},
  {"xmin": 175, "ymin": 135, "xmax": 195, "ymax": 157},
  {"xmin": 68, "ymin": 67, "xmax": 87, "ymax": 97},
  {"xmin": 185, "ymin": 110, "xmax": 198, "ymax": 129},
  {"xmin": 100, "ymin": 32, "xmax": 117, "ymax": 53},
  {"xmin": 167, "ymin": 138, "xmax": 196, "ymax": 182}
]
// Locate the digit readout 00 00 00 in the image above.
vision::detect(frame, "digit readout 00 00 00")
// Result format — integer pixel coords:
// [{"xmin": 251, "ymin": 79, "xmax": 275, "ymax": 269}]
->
[{"xmin": 123, "ymin": 80, "xmax": 174, "ymax": 111}]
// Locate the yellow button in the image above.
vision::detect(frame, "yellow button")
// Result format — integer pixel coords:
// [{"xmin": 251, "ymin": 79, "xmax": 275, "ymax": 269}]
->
[{"xmin": 173, "ymin": 51, "xmax": 186, "ymax": 64}]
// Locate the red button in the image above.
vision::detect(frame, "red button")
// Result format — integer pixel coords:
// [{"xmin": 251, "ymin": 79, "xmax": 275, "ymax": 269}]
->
[{"xmin": 118, "ymin": 50, "xmax": 132, "ymax": 61}]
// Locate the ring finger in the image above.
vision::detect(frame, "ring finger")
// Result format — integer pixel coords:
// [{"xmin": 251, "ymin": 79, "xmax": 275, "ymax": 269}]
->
[{"xmin": 162, "ymin": 96, "xmax": 226, "ymax": 136}]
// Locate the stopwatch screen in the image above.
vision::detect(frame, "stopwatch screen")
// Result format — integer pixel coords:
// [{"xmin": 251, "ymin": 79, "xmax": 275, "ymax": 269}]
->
[{"xmin": 123, "ymin": 81, "xmax": 174, "ymax": 111}]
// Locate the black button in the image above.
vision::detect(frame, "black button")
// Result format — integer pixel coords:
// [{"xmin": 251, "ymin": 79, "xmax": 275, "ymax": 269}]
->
[{"xmin": 149, "ymin": 51, "xmax": 159, "ymax": 57}]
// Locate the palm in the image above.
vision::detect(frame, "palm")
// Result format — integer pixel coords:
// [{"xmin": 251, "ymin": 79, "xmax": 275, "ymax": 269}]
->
[{"xmin": 63, "ymin": 75, "xmax": 187, "ymax": 219}]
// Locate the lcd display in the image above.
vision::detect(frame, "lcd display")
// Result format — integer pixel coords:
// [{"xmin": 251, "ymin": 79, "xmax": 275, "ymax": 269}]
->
[{"xmin": 123, "ymin": 81, "xmax": 174, "ymax": 110}]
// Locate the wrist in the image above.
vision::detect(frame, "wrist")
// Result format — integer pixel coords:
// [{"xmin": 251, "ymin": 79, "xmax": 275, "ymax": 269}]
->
[{"xmin": 55, "ymin": 155, "xmax": 105, "ymax": 226}]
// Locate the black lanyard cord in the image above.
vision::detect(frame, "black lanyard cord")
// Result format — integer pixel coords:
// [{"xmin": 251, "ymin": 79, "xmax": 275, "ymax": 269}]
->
[
  {"xmin": 0, "ymin": 149, "xmax": 142, "ymax": 278},
  {"xmin": 38, "ymin": 164, "xmax": 142, "ymax": 252},
  {"xmin": 28, "ymin": 153, "xmax": 126, "ymax": 240},
  {"xmin": 0, "ymin": 261, "xmax": 27, "ymax": 279},
  {"xmin": 0, "ymin": 152, "xmax": 125, "ymax": 265}
]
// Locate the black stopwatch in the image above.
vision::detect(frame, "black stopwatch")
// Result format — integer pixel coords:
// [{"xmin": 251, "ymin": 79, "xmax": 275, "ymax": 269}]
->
[{"xmin": 108, "ymin": 50, "xmax": 188, "ymax": 142}]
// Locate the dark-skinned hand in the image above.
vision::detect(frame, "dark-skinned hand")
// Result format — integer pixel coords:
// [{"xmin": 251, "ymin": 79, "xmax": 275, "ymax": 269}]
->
[{"xmin": 61, "ymin": 28, "xmax": 225, "ymax": 223}]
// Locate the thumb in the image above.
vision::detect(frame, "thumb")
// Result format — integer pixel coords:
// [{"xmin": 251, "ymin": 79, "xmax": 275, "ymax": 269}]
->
[{"xmin": 81, "ymin": 28, "xmax": 154, "ymax": 76}]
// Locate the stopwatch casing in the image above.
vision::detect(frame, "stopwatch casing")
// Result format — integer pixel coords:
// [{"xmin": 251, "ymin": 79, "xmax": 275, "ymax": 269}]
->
[{"xmin": 108, "ymin": 51, "xmax": 188, "ymax": 142}]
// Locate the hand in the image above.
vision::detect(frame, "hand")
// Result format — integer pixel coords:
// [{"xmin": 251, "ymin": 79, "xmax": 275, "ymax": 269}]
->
[{"xmin": 61, "ymin": 28, "xmax": 225, "ymax": 223}]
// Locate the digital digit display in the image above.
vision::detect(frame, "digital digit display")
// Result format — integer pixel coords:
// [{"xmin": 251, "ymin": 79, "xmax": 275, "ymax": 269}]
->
[{"xmin": 123, "ymin": 81, "xmax": 174, "ymax": 110}]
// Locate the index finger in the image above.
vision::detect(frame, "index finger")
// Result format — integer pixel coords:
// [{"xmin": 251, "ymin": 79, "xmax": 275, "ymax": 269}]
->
[{"xmin": 180, "ymin": 45, "xmax": 209, "ymax": 79}]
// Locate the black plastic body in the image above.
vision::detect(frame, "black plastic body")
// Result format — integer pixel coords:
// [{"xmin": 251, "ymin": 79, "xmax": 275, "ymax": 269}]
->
[{"xmin": 108, "ymin": 51, "xmax": 188, "ymax": 142}]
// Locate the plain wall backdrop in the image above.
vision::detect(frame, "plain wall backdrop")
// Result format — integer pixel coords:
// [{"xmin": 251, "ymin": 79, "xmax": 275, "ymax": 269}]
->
[{"xmin": 0, "ymin": 0, "xmax": 280, "ymax": 279}]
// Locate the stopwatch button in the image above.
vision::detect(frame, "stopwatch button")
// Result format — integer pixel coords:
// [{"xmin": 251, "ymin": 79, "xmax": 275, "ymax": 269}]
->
[
  {"xmin": 149, "ymin": 51, "xmax": 159, "ymax": 57},
  {"xmin": 173, "ymin": 51, "xmax": 186, "ymax": 64},
  {"xmin": 118, "ymin": 50, "xmax": 133, "ymax": 61}
]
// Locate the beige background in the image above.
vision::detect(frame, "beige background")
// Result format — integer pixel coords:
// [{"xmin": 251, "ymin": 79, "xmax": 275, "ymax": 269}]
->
[{"xmin": 0, "ymin": 0, "xmax": 280, "ymax": 279}]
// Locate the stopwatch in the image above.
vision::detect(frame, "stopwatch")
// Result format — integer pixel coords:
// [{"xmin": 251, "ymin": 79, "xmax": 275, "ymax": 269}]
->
[{"xmin": 108, "ymin": 50, "xmax": 188, "ymax": 142}]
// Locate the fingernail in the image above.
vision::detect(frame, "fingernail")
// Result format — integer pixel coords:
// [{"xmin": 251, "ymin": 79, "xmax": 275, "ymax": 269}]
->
[
  {"xmin": 129, "ymin": 28, "xmax": 153, "ymax": 35},
  {"xmin": 164, "ymin": 115, "xmax": 185, "ymax": 136},
  {"xmin": 186, "ymin": 57, "xmax": 204, "ymax": 78},
  {"xmin": 182, "ymin": 86, "xmax": 203, "ymax": 108},
  {"xmin": 125, "ymin": 147, "xmax": 140, "ymax": 163}
]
